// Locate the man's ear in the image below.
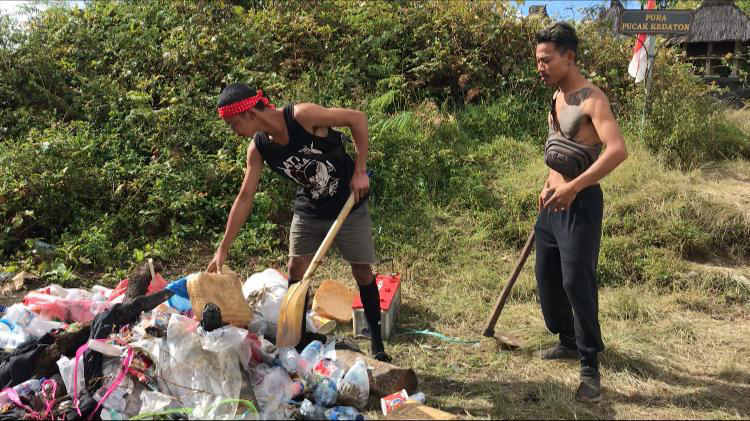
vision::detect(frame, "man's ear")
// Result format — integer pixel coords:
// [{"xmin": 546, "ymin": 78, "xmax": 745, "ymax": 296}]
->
[{"xmin": 567, "ymin": 50, "xmax": 576, "ymax": 64}]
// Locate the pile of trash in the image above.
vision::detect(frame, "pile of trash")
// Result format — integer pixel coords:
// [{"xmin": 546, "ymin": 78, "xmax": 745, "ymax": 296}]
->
[{"xmin": 0, "ymin": 265, "xmax": 382, "ymax": 420}]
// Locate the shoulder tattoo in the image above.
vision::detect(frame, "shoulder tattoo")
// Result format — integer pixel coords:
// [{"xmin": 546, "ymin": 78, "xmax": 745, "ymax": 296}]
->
[{"xmin": 565, "ymin": 87, "xmax": 593, "ymax": 106}]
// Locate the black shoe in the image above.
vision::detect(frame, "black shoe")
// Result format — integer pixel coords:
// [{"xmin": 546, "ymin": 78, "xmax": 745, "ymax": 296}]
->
[
  {"xmin": 575, "ymin": 372, "xmax": 602, "ymax": 403},
  {"xmin": 540, "ymin": 343, "xmax": 579, "ymax": 360},
  {"xmin": 333, "ymin": 336, "xmax": 362, "ymax": 353},
  {"xmin": 373, "ymin": 351, "xmax": 392, "ymax": 363}
]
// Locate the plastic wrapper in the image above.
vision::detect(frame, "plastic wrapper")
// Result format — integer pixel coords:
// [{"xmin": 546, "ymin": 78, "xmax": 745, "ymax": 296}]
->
[
  {"xmin": 57, "ymin": 355, "xmax": 84, "ymax": 398},
  {"xmin": 252, "ymin": 366, "xmax": 295, "ymax": 420}
]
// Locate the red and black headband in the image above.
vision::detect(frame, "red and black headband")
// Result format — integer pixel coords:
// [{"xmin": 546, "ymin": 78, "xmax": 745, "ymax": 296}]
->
[{"xmin": 217, "ymin": 90, "xmax": 275, "ymax": 119}]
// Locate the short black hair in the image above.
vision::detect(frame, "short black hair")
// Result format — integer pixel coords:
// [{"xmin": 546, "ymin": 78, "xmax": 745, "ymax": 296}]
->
[
  {"xmin": 535, "ymin": 22, "xmax": 578, "ymax": 59},
  {"xmin": 217, "ymin": 83, "xmax": 268, "ymax": 110}
]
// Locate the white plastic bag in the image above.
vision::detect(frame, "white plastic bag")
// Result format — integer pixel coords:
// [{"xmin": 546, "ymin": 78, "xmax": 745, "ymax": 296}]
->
[
  {"xmin": 56, "ymin": 355, "xmax": 84, "ymax": 399},
  {"xmin": 242, "ymin": 269, "xmax": 288, "ymax": 339}
]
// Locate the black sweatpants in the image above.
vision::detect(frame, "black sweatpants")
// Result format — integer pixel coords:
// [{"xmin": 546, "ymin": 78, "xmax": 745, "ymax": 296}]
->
[{"xmin": 535, "ymin": 185, "xmax": 605, "ymax": 363}]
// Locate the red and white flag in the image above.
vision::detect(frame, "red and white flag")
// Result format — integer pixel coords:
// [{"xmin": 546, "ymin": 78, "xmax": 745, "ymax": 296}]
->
[{"xmin": 628, "ymin": 0, "xmax": 656, "ymax": 83}]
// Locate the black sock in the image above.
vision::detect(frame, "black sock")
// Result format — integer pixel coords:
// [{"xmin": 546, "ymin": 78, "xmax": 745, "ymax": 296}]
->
[
  {"xmin": 581, "ymin": 354, "xmax": 599, "ymax": 377},
  {"xmin": 358, "ymin": 278, "xmax": 385, "ymax": 355},
  {"xmin": 560, "ymin": 334, "xmax": 577, "ymax": 349}
]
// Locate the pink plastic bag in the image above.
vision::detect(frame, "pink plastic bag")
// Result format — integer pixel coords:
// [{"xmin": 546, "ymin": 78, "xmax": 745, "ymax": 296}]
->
[
  {"xmin": 23, "ymin": 292, "xmax": 112, "ymax": 323},
  {"xmin": 107, "ymin": 273, "xmax": 167, "ymax": 303}
]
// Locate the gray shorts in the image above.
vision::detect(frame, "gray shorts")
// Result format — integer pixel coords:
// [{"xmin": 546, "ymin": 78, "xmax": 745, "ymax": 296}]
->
[{"xmin": 289, "ymin": 204, "xmax": 377, "ymax": 264}]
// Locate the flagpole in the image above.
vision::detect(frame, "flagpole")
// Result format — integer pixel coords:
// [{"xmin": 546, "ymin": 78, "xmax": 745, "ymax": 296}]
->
[{"xmin": 641, "ymin": 44, "xmax": 656, "ymax": 137}]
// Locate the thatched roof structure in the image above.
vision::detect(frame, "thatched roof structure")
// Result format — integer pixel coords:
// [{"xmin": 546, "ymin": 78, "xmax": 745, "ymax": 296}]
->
[
  {"xmin": 686, "ymin": 0, "xmax": 750, "ymax": 42},
  {"xmin": 528, "ymin": 5, "xmax": 549, "ymax": 18},
  {"xmin": 603, "ymin": 0, "xmax": 625, "ymax": 33}
]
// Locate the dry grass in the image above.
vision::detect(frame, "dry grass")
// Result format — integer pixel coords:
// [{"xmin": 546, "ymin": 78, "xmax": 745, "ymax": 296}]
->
[
  {"xmin": 725, "ymin": 107, "xmax": 750, "ymax": 137},
  {"xmin": 149, "ymin": 138, "xmax": 750, "ymax": 419}
]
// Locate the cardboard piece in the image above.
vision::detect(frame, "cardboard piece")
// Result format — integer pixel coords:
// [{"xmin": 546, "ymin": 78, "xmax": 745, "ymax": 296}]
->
[
  {"xmin": 186, "ymin": 267, "xmax": 253, "ymax": 327},
  {"xmin": 313, "ymin": 279, "xmax": 355, "ymax": 322},
  {"xmin": 385, "ymin": 401, "xmax": 457, "ymax": 420}
]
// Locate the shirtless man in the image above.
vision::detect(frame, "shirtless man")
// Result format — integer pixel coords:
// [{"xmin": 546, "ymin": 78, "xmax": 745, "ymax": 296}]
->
[{"xmin": 534, "ymin": 22, "xmax": 628, "ymax": 402}]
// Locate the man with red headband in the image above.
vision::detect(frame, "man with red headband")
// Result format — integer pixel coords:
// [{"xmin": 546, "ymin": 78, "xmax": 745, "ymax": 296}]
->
[{"xmin": 207, "ymin": 83, "xmax": 390, "ymax": 361}]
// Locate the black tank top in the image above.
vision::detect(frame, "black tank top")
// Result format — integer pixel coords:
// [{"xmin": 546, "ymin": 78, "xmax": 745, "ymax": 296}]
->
[{"xmin": 254, "ymin": 104, "xmax": 364, "ymax": 219}]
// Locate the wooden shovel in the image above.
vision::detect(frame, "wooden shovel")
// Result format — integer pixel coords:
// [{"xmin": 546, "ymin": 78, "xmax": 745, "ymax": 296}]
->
[
  {"xmin": 276, "ymin": 193, "xmax": 357, "ymax": 348},
  {"xmin": 481, "ymin": 229, "xmax": 535, "ymax": 348}
]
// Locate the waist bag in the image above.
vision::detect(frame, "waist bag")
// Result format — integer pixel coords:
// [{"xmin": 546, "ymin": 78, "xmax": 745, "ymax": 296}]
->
[{"xmin": 544, "ymin": 92, "xmax": 601, "ymax": 179}]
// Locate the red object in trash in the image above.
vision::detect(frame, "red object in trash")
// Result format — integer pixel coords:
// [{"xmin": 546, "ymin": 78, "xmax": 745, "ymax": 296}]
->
[
  {"xmin": 351, "ymin": 273, "xmax": 400, "ymax": 311},
  {"xmin": 107, "ymin": 273, "xmax": 168, "ymax": 303},
  {"xmin": 351, "ymin": 273, "xmax": 402, "ymax": 340}
]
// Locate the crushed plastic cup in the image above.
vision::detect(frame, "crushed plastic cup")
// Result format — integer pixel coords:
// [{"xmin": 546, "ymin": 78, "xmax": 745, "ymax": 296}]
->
[
  {"xmin": 380, "ymin": 389, "xmax": 409, "ymax": 416},
  {"xmin": 409, "ymin": 391, "xmax": 426, "ymax": 404}
]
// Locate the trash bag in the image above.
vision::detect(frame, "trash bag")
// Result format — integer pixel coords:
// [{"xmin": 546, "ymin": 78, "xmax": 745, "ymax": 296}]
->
[
  {"xmin": 337, "ymin": 358, "xmax": 370, "ymax": 410},
  {"xmin": 158, "ymin": 314, "xmax": 246, "ymax": 420},
  {"xmin": 242, "ymin": 269, "xmax": 288, "ymax": 339}
]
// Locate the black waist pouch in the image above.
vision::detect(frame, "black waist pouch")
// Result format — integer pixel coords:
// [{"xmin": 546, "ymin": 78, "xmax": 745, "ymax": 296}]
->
[{"xmin": 544, "ymin": 135, "xmax": 601, "ymax": 179}]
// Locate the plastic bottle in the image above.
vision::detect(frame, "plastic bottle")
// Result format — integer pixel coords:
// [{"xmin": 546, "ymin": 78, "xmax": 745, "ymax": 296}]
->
[
  {"xmin": 324, "ymin": 406, "xmax": 364, "ymax": 421},
  {"xmin": 278, "ymin": 347, "xmax": 300, "ymax": 375},
  {"xmin": 298, "ymin": 340, "xmax": 323, "ymax": 377},
  {"xmin": 0, "ymin": 320, "xmax": 27, "ymax": 350},
  {"xmin": 299, "ymin": 340, "xmax": 323, "ymax": 365},
  {"xmin": 409, "ymin": 391, "xmax": 426, "ymax": 404},
  {"xmin": 300, "ymin": 399, "xmax": 327, "ymax": 420},
  {"xmin": 2, "ymin": 304, "xmax": 36, "ymax": 328},
  {"xmin": 0, "ymin": 378, "xmax": 43, "ymax": 405},
  {"xmin": 313, "ymin": 377, "xmax": 338, "ymax": 407}
]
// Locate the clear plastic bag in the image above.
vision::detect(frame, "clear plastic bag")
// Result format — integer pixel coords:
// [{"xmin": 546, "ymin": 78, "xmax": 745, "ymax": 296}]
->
[
  {"xmin": 253, "ymin": 366, "xmax": 295, "ymax": 420},
  {"xmin": 336, "ymin": 358, "xmax": 370, "ymax": 410},
  {"xmin": 157, "ymin": 313, "xmax": 247, "ymax": 420}
]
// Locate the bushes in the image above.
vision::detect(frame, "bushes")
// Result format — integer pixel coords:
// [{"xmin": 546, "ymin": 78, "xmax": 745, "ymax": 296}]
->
[
  {"xmin": 0, "ymin": 0, "xmax": 748, "ymax": 280},
  {"xmin": 630, "ymin": 48, "xmax": 750, "ymax": 169}
]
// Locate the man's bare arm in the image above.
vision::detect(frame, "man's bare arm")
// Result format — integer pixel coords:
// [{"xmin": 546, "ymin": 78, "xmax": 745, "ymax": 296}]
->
[
  {"xmin": 294, "ymin": 103, "xmax": 370, "ymax": 202},
  {"xmin": 569, "ymin": 93, "xmax": 628, "ymax": 192},
  {"xmin": 207, "ymin": 141, "xmax": 264, "ymax": 272}
]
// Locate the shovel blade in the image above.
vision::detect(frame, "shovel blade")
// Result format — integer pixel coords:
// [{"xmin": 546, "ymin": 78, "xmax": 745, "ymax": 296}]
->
[{"xmin": 276, "ymin": 279, "xmax": 311, "ymax": 348}]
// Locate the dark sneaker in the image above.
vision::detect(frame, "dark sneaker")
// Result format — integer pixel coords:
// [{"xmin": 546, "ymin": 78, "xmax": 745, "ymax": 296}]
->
[
  {"xmin": 575, "ymin": 373, "xmax": 602, "ymax": 403},
  {"xmin": 540, "ymin": 344, "xmax": 579, "ymax": 360},
  {"xmin": 373, "ymin": 351, "xmax": 392, "ymax": 363},
  {"xmin": 333, "ymin": 336, "xmax": 362, "ymax": 353}
]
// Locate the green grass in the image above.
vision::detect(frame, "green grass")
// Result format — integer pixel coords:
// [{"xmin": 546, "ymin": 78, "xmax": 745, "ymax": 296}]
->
[{"xmin": 167, "ymin": 118, "xmax": 750, "ymax": 419}]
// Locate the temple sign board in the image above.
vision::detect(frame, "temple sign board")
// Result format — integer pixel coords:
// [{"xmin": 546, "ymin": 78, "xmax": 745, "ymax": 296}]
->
[{"xmin": 619, "ymin": 10, "xmax": 694, "ymax": 35}]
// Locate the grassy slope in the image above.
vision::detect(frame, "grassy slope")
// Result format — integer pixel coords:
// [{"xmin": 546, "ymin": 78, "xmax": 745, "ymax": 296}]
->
[
  {"xmin": 150, "ymin": 107, "xmax": 750, "ymax": 419},
  {"xmin": 209, "ymin": 116, "xmax": 746, "ymax": 419}
]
